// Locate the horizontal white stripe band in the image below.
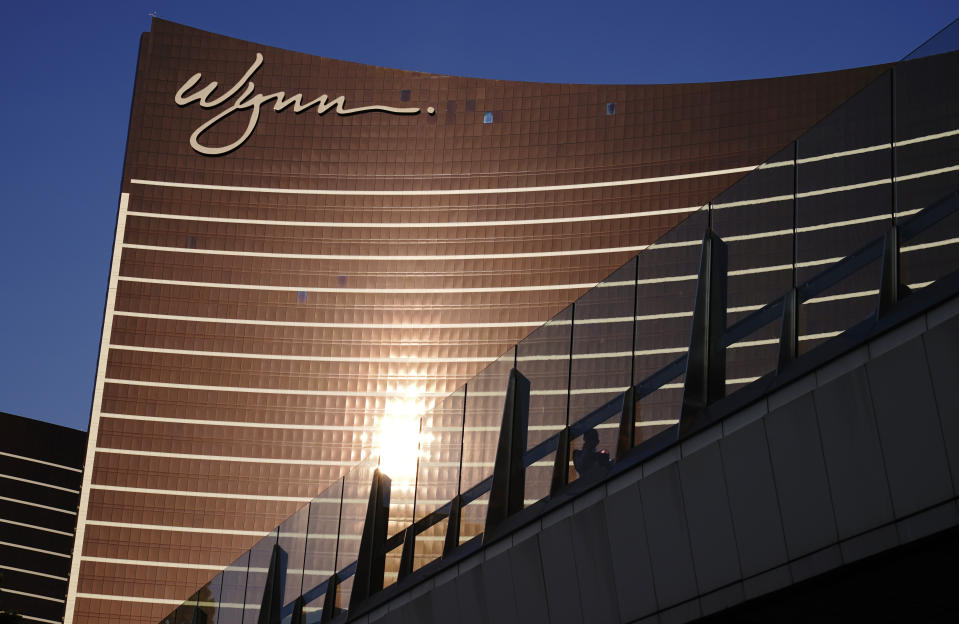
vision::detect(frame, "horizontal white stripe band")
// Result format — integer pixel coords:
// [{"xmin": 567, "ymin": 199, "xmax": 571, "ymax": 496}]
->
[
  {"xmin": 796, "ymin": 142, "xmax": 890, "ymax": 164},
  {"xmin": 894, "ymin": 127, "xmax": 959, "ymax": 148},
  {"xmin": 102, "ymin": 377, "xmax": 452, "ymax": 397},
  {"xmin": 0, "ymin": 517, "xmax": 74, "ymax": 537},
  {"xmin": 75, "ymin": 593, "xmax": 182, "ymax": 606},
  {"xmin": 85, "ymin": 519, "xmax": 264, "ymax": 537},
  {"xmin": 80, "ymin": 556, "xmax": 339, "ymax": 579},
  {"xmin": 0, "ymin": 495, "xmax": 76, "ymax": 515},
  {"xmin": 0, "ymin": 564, "xmax": 68, "ymax": 581},
  {"xmin": 0, "ymin": 473, "xmax": 80, "ymax": 494},
  {"xmin": 117, "ymin": 275, "xmax": 599, "ymax": 294},
  {"xmin": 95, "ymin": 446, "xmax": 359, "ymax": 466},
  {"xmin": 114, "ymin": 310, "xmax": 544, "ymax": 331},
  {"xmin": 123, "ymin": 242, "xmax": 650, "ymax": 261},
  {"xmin": 796, "ymin": 177, "xmax": 891, "ymax": 199},
  {"xmin": 81, "ymin": 556, "xmax": 224, "ymax": 572},
  {"xmin": 0, "ymin": 587, "xmax": 65, "ymax": 604},
  {"xmin": 130, "ymin": 164, "xmax": 757, "ymax": 197},
  {"xmin": 897, "ymin": 163, "xmax": 959, "ymax": 182},
  {"xmin": 89, "ymin": 484, "xmax": 313, "ymax": 503},
  {"xmin": 0, "ymin": 451, "xmax": 81, "ymax": 473},
  {"xmin": 22, "ymin": 614, "xmax": 62, "ymax": 624},
  {"xmin": 0, "ymin": 540, "xmax": 70, "ymax": 558},
  {"xmin": 110, "ymin": 297, "xmax": 832, "ymax": 335},
  {"xmin": 125, "ymin": 205, "xmax": 702, "ymax": 229}
]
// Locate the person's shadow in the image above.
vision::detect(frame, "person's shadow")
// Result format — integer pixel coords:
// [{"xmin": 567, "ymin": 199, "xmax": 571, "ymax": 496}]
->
[{"xmin": 572, "ymin": 429, "xmax": 611, "ymax": 479}]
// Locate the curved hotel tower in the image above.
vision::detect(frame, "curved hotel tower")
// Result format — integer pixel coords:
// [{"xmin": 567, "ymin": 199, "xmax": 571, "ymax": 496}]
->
[{"xmin": 65, "ymin": 18, "xmax": 937, "ymax": 624}]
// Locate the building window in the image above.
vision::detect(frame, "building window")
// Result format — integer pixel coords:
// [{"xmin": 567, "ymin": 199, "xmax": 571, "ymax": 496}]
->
[
  {"xmin": 400, "ymin": 89, "xmax": 411, "ymax": 102},
  {"xmin": 185, "ymin": 236, "xmax": 196, "ymax": 248},
  {"xmin": 483, "ymin": 111, "xmax": 494, "ymax": 124},
  {"xmin": 606, "ymin": 102, "xmax": 616, "ymax": 115},
  {"xmin": 297, "ymin": 291, "xmax": 308, "ymax": 303}
]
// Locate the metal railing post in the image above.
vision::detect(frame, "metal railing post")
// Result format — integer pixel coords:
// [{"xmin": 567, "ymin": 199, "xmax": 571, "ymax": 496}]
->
[
  {"xmin": 878, "ymin": 225, "xmax": 907, "ymax": 319},
  {"xmin": 348, "ymin": 469, "xmax": 391, "ymax": 610},
  {"xmin": 549, "ymin": 427, "xmax": 571, "ymax": 496},
  {"xmin": 257, "ymin": 543, "xmax": 287, "ymax": 624},
  {"xmin": 484, "ymin": 368, "xmax": 531, "ymax": 539},
  {"xmin": 777, "ymin": 288, "xmax": 799, "ymax": 373},
  {"xmin": 679, "ymin": 229, "xmax": 728, "ymax": 437},
  {"xmin": 397, "ymin": 526, "xmax": 415, "ymax": 582},
  {"xmin": 443, "ymin": 496, "xmax": 462, "ymax": 556},
  {"xmin": 615, "ymin": 386, "xmax": 636, "ymax": 461}
]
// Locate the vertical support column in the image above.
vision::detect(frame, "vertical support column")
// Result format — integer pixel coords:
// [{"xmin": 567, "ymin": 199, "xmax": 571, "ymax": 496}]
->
[
  {"xmin": 319, "ymin": 575, "xmax": 338, "ymax": 624},
  {"xmin": 443, "ymin": 496, "xmax": 462, "ymax": 557},
  {"xmin": 257, "ymin": 543, "xmax": 287, "ymax": 624},
  {"xmin": 397, "ymin": 526, "xmax": 415, "ymax": 583},
  {"xmin": 878, "ymin": 225, "xmax": 907, "ymax": 319},
  {"xmin": 615, "ymin": 386, "xmax": 636, "ymax": 461},
  {"xmin": 777, "ymin": 288, "xmax": 799, "ymax": 373},
  {"xmin": 679, "ymin": 229, "xmax": 728, "ymax": 437},
  {"xmin": 348, "ymin": 469, "xmax": 391, "ymax": 611},
  {"xmin": 290, "ymin": 596, "xmax": 305, "ymax": 624},
  {"xmin": 549, "ymin": 427, "xmax": 571, "ymax": 496},
  {"xmin": 484, "ymin": 368, "xmax": 531, "ymax": 539}
]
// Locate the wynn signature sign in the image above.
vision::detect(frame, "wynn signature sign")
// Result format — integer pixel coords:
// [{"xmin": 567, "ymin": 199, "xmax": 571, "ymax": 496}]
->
[{"xmin": 175, "ymin": 53, "xmax": 432, "ymax": 155}]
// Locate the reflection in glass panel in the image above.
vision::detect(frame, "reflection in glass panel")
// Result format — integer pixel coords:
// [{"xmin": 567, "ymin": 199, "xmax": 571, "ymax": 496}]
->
[
  {"xmin": 895, "ymin": 48, "xmax": 959, "ymax": 289},
  {"xmin": 904, "ymin": 17, "xmax": 959, "ymax": 60},
  {"xmin": 277, "ymin": 504, "xmax": 309, "ymax": 624},
  {"xmin": 218, "ymin": 551, "xmax": 249, "ymax": 624},
  {"xmin": 516, "ymin": 305, "xmax": 571, "ymax": 506},
  {"xmin": 569, "ymin": 258, "xmax": 636, "ymax": 422},
  {"xmin": 244, "ymin": 529, "xmax": 279, "ymax": 624},
  {"xmin": 301, "ymin": 479, "xmax": 343, "ymax": 624},
  {"xmin": 413, "ymin": 515, "xmax": 449, "ymax": 573},
  {"xmin": 633, "ymin": 209, "xmax": 706, "ymax": 441},
  {"xmin": 193, "ymin": 574, "xmax": 222, "ymax": 624},
  {"xmin": 412, "ymin": 388, "xmax": 465, "ymax": 570},
  {"xmin": 459, "ymin": 349, "xmax": 515, "ymax": 543},
  {"xmin": 797, "ymin": 72, "xmax": 892, "ymax": 341},
  {"xmin": 712, "ymin": 143, "xmax": 796, "ymax": 386},
  {"xmin": 334, "ymin": 458, "xmax": 379, "ymax": 612}
]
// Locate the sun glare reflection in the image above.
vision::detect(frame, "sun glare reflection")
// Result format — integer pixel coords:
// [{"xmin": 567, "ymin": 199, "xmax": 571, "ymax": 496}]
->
[{"xmin": 374, "ymin": 377, "xmax": 433, "ymax": 490}]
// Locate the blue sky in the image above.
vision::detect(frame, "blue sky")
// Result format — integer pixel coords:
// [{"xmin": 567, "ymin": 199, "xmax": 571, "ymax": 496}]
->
[{"xmin": 0, "ymin": 0, "xmax": 955, "ymax": 431}]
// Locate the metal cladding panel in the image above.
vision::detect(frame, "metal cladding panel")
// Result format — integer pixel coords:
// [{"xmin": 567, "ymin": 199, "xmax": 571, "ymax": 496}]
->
[{"xmin": 70, "ymin": 17, "xmax": 890, "ymax": 624}]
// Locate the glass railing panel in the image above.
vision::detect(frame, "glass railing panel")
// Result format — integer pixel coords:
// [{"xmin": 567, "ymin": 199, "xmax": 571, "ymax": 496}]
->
[
  {"xmin": 799, "ymin": 256, "xmax": 883, "ymax": 354},
  {"xmin": 516, "ymin": 304, "xmax": 572, "ymax": 506},
  {"xmin": 242, "ymin": 528, "xmax": 278, "ymax": 622},
  {"xmin": 301, "ymin": 478, "xmax": 343, "ymax": 623},
  {"xmin": 217, "ymin": 551, "xmax": 249, "ymax": 624},
  {"xmin": 459, "ymin": 348, "xmax": 515, "ymax": 544},
  {"xmin": 712, "ymin": 143, "xmax": 796, "ymax": 387},
  {"xmin": 901, "ymin": 203, "xmax": 959, "ymax": 290},
  {"xmin": 334, "ymin": 457, "xmax": 379, "ymax": 612},
  {"xmin": 895, "ymin": 47, "xmax": 959, "ymax": 290},
  {"xmin": 277, "ymin": 504, "xmax": 309, "ymax": 624},
  {"xmin": 632, "ymin": 208, "xmax": 707, "ymax": 442},
  {"xmin": 412, "ymin": 388, "xmax": 465, "ymax": 571},
  {"xmin": 566, "ymin": 258, "xmax": 636, "ymax": 475},
  {"xmin": 569, "ymin": 258, "xmax": 636, "ymax": 421},
  {"xmin": 796, "ymin": 71, "xmax": 893, "ymax": 342},
  {"xmin": 904, "ymin": 17, "xmax": 959, "ymax": 61}
]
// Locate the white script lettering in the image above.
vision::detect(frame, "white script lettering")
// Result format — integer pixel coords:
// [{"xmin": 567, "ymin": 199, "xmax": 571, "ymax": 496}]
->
[{"xmin": 175, "ymin": 53, "xmax": 425, "ymax": 155}]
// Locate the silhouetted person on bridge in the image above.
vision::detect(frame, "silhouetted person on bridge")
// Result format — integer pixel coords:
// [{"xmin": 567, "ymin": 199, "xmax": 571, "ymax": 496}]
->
[{"xmin": 573, "ymin": 429, "xmax": 611, "ymax": 478}]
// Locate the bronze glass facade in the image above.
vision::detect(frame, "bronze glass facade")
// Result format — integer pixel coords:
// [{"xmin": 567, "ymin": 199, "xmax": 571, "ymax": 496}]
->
[{"xmin": 67, "ymin": 18, "xmax": 898, "ymax": 624}]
